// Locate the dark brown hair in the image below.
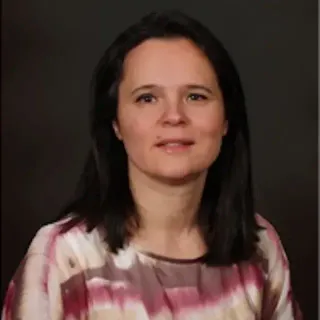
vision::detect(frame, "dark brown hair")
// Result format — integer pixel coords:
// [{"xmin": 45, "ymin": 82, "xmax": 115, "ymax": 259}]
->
[{"xmin": 59, "ymin": 10, "xmax": 261, "ymax": 266}]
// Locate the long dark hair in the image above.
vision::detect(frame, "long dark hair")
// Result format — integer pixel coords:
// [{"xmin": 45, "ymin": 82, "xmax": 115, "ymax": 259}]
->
[{"xmin": 59, "ymin": 10, "xmax": 261, "ymax": 266}]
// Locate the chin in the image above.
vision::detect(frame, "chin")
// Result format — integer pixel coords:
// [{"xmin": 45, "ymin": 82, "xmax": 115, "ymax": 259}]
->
[{"xmin": 154, "ymin": 168, "xmax": 205, "ymax": 185}]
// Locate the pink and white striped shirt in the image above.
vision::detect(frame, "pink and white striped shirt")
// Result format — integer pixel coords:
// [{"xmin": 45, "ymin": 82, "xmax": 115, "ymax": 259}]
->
[{"xmin": 2, "ymin": 214, "xmax": 302, "ymax": 319}]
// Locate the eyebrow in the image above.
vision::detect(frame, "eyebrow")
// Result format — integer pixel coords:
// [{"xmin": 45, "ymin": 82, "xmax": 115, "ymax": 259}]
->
[
  {"xmin": 131, "ymin": 84, "xmax": 158, "ymax": 95},
  {"xmin": 131, "ymin": 84, "xmax": 214, "ymax": 95},
  {"xmin": 185, "ymin": 84, "xmax": 214, "ymax": 95}
]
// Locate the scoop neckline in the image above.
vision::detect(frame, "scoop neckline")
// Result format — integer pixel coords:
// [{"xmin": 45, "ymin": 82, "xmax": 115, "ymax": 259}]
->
[{"xmin": 136, "ymin": 249, "xmax": 207, "ymax": 264}]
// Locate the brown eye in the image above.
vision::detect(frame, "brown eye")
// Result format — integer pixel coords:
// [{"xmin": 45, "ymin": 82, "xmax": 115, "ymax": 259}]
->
[
  {"xmin": 187, "ymin": 93, "xmax": 208, "ymax": 101},
  {"xmin": 135, "ymin": 93, "xmax": 156, "ymax": 104}
]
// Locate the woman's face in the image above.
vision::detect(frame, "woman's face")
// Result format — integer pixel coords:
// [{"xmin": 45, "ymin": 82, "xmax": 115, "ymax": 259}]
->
[{"xmin": 114, "ymin": 38, "xmax": 228, "ymax": 183}]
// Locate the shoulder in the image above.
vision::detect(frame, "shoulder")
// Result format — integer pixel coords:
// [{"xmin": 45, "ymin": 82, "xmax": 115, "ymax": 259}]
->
[
  {"xmin": 255, "ymin": 214, "xmax": 282, "ymax": 243},
  {"xmin": 26, "ymin": 218, "xmax": 109, "ymax": 276},
  {"xmin": 255, "ymin": 214, "xmax": 289, "ymax": 272}
]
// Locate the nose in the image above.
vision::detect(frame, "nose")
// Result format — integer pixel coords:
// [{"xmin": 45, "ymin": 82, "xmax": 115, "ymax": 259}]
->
[{"xmin": 160, "ymin": 100, "xmax": 188, "ymax": 127}]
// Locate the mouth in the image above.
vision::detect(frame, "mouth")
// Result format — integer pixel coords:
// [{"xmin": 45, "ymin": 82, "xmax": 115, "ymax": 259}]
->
[{"xmin": 155, "ymin": 139, "xmax": 195, "ymax": 153}]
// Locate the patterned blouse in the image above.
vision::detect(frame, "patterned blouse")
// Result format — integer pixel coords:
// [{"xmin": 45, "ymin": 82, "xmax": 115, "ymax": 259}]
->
[{"xmin": 2, "ymin": 214, "xmax": 302, "ymax": 319}]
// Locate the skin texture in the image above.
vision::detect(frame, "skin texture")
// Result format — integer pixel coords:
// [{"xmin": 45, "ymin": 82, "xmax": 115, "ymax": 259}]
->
[
  {"xmin": 112, "ymin": 38, "xmax": 228, "ymax": 258},
  {"xmin": 114, "ymin": 38, "xmax": 227, "ymax": 184}
]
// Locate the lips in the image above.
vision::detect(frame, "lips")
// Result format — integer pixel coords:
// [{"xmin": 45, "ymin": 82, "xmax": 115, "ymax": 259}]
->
[
  {"xmin": 155, "ymin": 139, "xmax": 195, "ymax": 153},
  {"xmin": 155, "ymin": 139, "xmax": 195, "ymax": 147}
]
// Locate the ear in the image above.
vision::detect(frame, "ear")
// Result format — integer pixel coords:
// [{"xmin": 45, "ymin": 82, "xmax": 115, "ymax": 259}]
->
[{"xmin": 112, "ymin": 120, "xmax": 123, "ymax": 140}]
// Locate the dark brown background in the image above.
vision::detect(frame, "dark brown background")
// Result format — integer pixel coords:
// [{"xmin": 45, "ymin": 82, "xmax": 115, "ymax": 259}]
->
[{"xmin": 1, "ymin": 0, "xmax": 318, "ymax": 318}]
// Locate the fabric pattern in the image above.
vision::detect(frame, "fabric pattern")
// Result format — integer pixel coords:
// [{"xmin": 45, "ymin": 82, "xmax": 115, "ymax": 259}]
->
[{"xmin": 2, "ymin": 215, "xmax": 302, "ymax": 319}]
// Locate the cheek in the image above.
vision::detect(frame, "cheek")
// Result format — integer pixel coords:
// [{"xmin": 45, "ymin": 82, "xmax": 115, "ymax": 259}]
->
[
  {"xmin": 193, "ymin": 100, "xmax": 226, "ymax": 134},
  {"xmin": 117, "ymin": 118, "xmax": 151, "ymax": 157},
  {"xmin": 196, "ymin": 112, "xmax": 227, "ymax": 139},
  {"xmin": 196, "ymin": 116, "xmax": 226, "ymax": 158}
]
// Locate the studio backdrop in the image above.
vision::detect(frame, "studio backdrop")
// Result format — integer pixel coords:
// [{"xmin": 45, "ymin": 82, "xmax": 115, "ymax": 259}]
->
[{"xmin": 1, "ymin": 0, "xmax": 317, "ymax": 318}]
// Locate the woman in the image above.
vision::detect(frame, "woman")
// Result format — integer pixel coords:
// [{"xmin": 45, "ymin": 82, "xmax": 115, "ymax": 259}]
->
[{"xmin": 2, "ymin": 10, "xmax": 302, "ymax": 319}]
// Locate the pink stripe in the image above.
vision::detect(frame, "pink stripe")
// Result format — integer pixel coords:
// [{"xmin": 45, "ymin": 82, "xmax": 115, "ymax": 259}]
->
[
  {"xmin": 256, "ymin": 214, "xmax": 289, "ymax": 268},
  {"xmin": 41, "ymin": 227, "xmax": 61, "ymax": 293},
  {"xmin": 63, "ymin": 281, "xmax": 139, "ymax": 316},
  {"xmin": 101, "ymin": 268, "xmax": 261, "ymax": 315},
  {"xmin": 152, "ymin": 265, "xmax": 264, "ymax": 315},
  {"xmin": 89, "ymin": 283, "xmax": 139, "ymax": 307},
  {"xmin": 63, "ymin": 284, "xmax": 88, "ymax": 317},
  {"xmin": 3, "ymin": 282, "xmax": 15, "ymax": 320},
  {"xmin": 40, "ymin": 223, "xmax": 84, "ymax": 293},
  {"xmin": 163, "ymin": 287, "xmax": 202, "ymax": 312},
  {"xmin": 61, "ymin": 266, "xmax": 265, "ymax": 317},
  {"xmin": 50, "ymin": 224, "xmax": 91, "ymax": 317}
]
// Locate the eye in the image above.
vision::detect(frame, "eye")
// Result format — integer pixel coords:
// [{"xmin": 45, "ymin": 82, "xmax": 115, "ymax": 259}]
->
[
  {"xmin": 135, "ymin": 93, "xmax": 156, "ymax": 104},
  {"xmin": 187, "ymin": 93, "xmax": 208, "ymax": 101}
]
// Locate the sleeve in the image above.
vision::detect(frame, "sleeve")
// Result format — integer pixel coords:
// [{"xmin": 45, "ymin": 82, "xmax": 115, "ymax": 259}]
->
[
  {"xmin": 2, "ymin": 228, "xmax": 63, "ymax": 320},
  {"xmin": 257, "ymin": 216, "xmax": 303, "ymax": 319}
]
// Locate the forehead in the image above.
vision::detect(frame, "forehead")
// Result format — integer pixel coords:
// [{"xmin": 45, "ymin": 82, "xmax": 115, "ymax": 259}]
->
[{"xmin": 121, "ymin": 38, "xmax": 217, "ymax": 87}]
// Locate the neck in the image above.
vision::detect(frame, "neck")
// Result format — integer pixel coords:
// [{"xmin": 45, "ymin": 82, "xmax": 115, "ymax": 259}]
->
[{"xmin": 128, "ymin": 163, "xmax": 208, "ymax": 258}]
